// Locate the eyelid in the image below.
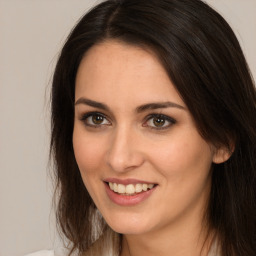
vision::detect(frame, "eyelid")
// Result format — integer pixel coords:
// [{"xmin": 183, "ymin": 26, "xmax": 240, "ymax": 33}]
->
[
  {"xmin": 143, "ymin": 113, "xmax": 176, "ymax": 130},
  {"xmin": 79, "ymin": 111, "xmax": 111, "ymax": 127}
]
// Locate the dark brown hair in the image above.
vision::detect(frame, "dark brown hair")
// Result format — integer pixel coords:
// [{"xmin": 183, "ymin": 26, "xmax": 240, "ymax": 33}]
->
[{"xmin": 51, "ymin": 0, "xmax": 256, "ymax": 255}]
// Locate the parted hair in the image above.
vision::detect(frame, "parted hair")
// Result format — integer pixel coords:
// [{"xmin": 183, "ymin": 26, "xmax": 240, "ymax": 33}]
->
[{"xmin": 50, "ymin": 0, "xmax": 256, "ymax": 255}]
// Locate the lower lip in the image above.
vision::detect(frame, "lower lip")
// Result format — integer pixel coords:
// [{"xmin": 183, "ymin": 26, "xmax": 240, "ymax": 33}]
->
[{"xmin": 104, "ymin": 183, "xmax": 157, "ymax": 206}]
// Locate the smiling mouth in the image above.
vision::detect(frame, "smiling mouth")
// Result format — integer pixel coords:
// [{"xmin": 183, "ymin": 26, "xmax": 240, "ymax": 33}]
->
[{"xmin": 107, "ymin": 182, "xmax": 157, "ymax": 196}]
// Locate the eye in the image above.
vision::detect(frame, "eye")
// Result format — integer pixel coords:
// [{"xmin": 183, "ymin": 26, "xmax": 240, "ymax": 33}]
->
[
  {"xmin": 143, "ymin": 114, "xmax": 176, "ymax": 130},
  {"xmin": 80, "ymin": 112, "xmax": 111, "ymax": 127}
]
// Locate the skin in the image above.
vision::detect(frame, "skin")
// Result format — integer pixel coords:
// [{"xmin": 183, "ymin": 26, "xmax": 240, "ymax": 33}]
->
[{"xmin": 73, "ymin": 40, "xmax": 229, "ymax": 256}]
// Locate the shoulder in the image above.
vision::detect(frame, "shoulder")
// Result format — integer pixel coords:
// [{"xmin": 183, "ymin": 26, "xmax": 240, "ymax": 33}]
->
[{"xmin": 24, "ymin": 250, "xmax": 54, "ymax": 256}]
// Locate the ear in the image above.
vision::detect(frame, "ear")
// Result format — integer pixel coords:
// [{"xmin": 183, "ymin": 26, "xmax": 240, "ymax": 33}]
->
[{"xmin": 212, "ymin": 145, "xmax": 234, "ymax": 164}]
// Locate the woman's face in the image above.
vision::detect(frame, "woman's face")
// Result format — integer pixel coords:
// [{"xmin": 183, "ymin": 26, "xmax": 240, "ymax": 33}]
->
[{"xmin": 73, "ymin": 40, "xmax": 220, "ymax": 236}]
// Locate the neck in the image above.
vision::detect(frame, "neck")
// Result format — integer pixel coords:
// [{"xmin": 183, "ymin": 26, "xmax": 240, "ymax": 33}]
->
[{"xmin": 121, "ymin": 228, "xmax": 214, "ymax": 256}]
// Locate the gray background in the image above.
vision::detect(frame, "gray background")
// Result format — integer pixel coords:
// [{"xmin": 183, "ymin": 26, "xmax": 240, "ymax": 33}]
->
[{"xmin": 0, "ymin": 0, "xmax": 255, "ymax": 255}]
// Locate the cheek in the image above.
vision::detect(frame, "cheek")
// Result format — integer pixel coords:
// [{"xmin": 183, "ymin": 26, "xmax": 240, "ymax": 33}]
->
[
  {"xmin": 72, "ymin": 128, "xmax": 109, "ymax": 206},
  {"xmin": 72, "ymin": 128, "xmax": 106, "ymax": 179},
  {"xmin": 147, "ymin": 133, "xmax": 213, "ymax": 223},
  {"xmin": 151, "ymin": 132, "xmax": 213, "ymax": 180}
]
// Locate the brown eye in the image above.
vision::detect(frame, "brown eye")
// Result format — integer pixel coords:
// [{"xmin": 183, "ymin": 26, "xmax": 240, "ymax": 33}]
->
[
  {"xmin": 81, "ymin": 112, "xmax": 111, "ymax": 127},
  {"xmin": 144, "ymin": 114, "xmax": 176, "ymax": 130},
  {"xmin": 92, "ymin": 114, "xmax": 105, "ymax": 124},
  {"xmin": 153, "ymin": 117, "xmax": 166, "ymax": 127}
]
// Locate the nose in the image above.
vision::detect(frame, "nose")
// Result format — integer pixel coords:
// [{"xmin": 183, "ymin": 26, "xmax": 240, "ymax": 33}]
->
[{"xmin": 106, "ymin": 126, "xmax": 145, "ymax": 173}]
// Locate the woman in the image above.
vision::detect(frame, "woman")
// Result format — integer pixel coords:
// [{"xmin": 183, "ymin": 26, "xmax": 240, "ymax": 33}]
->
[{"xmin": 27, "ymin": 0, "xmax": 256, "ymax": 255}]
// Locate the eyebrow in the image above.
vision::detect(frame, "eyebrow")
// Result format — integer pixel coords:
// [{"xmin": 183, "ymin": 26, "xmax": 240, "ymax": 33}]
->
[
  {"xmin": 75, "ymin": 98, "xmax": 110, "ymax": 111},
  {"xmin": 136, "ymin": 102, "xmax": 186, "ymax": 112},
  {"xmin": 75, "ymin": 97, "xmax": 186, "ymax": 112}
]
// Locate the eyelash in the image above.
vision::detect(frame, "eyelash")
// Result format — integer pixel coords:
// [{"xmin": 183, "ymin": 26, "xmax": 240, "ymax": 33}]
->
[
  {"xmin": 79, "ymin": 112, "xmax": 111, "ymax": 128},
  {"xmin": 143, "ymin": 114, "xmax": 176, "ymax": 130},
  {"xmin": 79, "ymin": 112, "xmax": 176, "ymax": 130}
]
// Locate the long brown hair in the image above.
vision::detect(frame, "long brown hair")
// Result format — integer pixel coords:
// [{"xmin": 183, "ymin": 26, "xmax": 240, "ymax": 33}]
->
[{"xmin": 50, "ymin": 0, "xmax": 256, "ymax": 255}]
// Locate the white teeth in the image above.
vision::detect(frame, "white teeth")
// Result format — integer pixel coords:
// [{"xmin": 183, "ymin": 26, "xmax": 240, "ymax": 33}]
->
[
  {"xmin": 135, "ymin": 184, "xmax": 143, "ymax": 193},
  {"xmin": 142, "ymin": 184, "xmax": 148, "ymax": 191},
  {"xmin": 148, "ymin": 184, "xmax": 154, "ymax": 189},
  {"xmin": 108, "ymin": 182, "xmax": 155, "ymax": 195},
  {"xmin": 113, "ymin": 183, "xmax": 118, "ymax": 192},
  {"xmin": 126, "ymin": 184, "xmax": 135, "ymax": 194},
  {"xmin": 117, "ymin": 184, "xmax": 126, "ymax": 193}
]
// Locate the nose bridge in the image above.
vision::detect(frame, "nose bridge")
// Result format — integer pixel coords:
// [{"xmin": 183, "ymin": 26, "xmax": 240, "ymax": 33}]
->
[{"xmin": 106, "ymin": 124, "xmax": 143, "ymax": 172}]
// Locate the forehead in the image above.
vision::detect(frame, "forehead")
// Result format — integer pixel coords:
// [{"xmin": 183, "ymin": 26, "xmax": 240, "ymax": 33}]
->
[
  {"xmin": 75, "ymin": 40, "xmax": 183, "ymax": 106},
  {"xmin": 76, "ymin": 40, "xmax": 164, "ymax": 79}
]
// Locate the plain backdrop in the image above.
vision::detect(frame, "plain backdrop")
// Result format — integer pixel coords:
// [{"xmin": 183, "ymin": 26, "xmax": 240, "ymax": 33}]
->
[{"xmin": 0, "ymin": 1, "xmax": 255, "ymax": 255}]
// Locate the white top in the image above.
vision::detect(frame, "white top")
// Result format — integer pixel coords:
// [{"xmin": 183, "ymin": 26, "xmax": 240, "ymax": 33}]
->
[
  {"xmin": 25, "ymin": 240, "xmax": 220, "ymax": 256},
  {"xmin": 25, "ymin": 247, "xmax": 220, "ymax": 256}
]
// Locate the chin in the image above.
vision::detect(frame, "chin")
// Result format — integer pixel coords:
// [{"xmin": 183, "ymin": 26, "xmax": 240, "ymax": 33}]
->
[
  {"xmin": 103, "ymin": 211, "xmax": 153, "ymax": 235},
  {"xmin": 110, "ymin": 223, "xmax": 150, "ymax": 235}
]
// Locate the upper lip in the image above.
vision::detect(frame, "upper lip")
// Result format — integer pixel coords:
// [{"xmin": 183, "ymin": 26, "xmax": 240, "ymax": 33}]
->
[{"xmin": 104, "ymin": 178, "xmax": 157, "ymax": 185}]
